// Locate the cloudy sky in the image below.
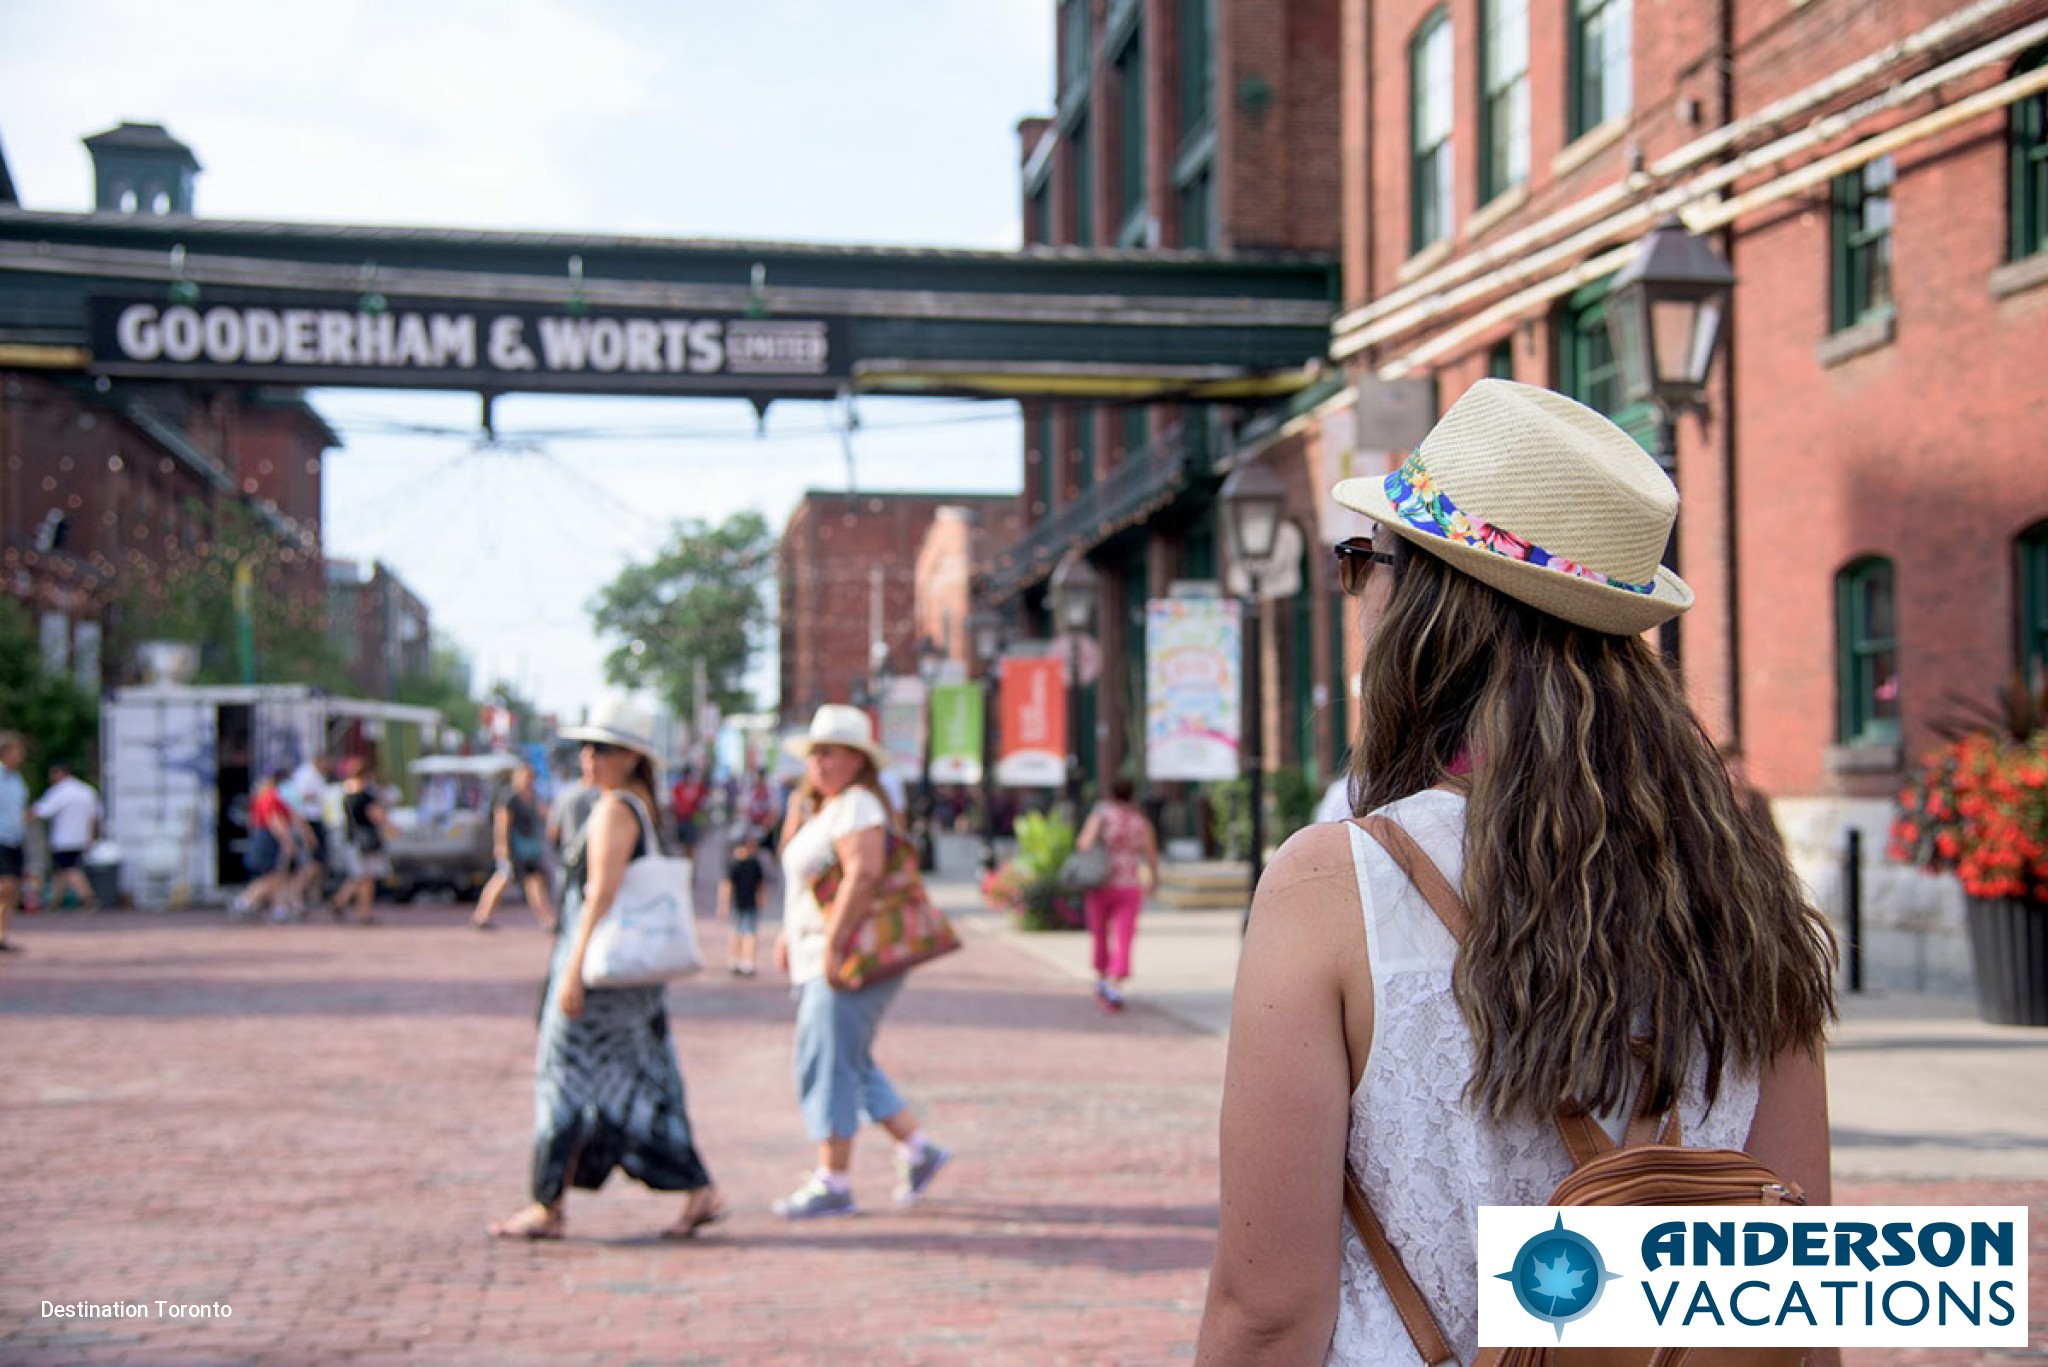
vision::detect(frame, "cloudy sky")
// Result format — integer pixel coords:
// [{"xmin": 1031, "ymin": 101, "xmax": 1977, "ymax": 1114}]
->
[{"xmin": 0, "ymin": 0, "xmax": 1049, "ymax": 717}]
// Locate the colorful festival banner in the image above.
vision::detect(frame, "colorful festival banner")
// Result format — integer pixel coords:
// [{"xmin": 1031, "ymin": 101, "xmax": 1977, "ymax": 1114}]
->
[
  {"xmin": 996, "ymin": 656, "xmax": 1067, "ymax": 787},
  {"xmin": 928, "ymin": 683, "xmax": 983, "ymax": 785},
  {"xmin": 877, "ymin": 677, "xmax": 927, "ymax": 778},
  {"xmin": 1145, "ymin": 597, "xmax": 1242, "ymax": 781}
]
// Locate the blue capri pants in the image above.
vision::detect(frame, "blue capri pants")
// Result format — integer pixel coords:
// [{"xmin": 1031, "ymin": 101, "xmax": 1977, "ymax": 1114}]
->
[{"xmin": 793, "ymin": 973, "xmax": 907, "ymax": 1141}]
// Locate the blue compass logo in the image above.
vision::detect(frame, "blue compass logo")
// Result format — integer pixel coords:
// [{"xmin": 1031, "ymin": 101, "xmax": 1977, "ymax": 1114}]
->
[{"xmin": 1494, "ymin": 1214, "xmax": 1621, "ymax": 1338}]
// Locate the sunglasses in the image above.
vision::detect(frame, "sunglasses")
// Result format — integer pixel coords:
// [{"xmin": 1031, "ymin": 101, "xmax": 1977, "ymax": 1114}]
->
[
  {"xmin": 583, "ymin": 741, "xmax": 625, "ymax": 758},
  {"xmin": 1333, "ymin": 535, "xmax": 1398, "ymax": 596}
]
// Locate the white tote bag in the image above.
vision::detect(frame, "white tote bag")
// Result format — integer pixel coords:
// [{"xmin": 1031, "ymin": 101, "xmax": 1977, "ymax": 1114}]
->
[{"xmin": 580, "ymin": 793, "xmax": 705, "ymax": 988}]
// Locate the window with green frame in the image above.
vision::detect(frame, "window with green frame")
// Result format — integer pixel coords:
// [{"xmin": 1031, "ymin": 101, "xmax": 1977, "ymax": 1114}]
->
[
  {"xmin": 1567, "ymin": 0, "xmax": 1632, "ymax": 140},
  {"xmin": 1479, "ymin": 0, "xmax": 1530, "ymax": 204},
  {"xmin": 1075, "ymin": 405, "xmax": 1097, "ymax": 493},
  {"xmin": 1830, "ymin": 156, "xmax": 1894, "ymax": 332},
  {"xmin": 1557, "ymin": 282, "xmax": 1655, "ymax": 450},
  {"xmin": 2012, "ymin": 45, "xmax": 2048, "ymax": 261},
  {"xmin": 1487, "ymin": 337, "xmax": 1515, "ymax": 380},
  {"xmin": 1117, "ymin": 31, "xmax": 1146, "ymax": 228},
  {"xmin": 1836, "ymin": 557, "xmax": 1900, "ymax": 745},
  {"xmin": 1071, "ymin": 114, "xmax": 1095, "ymax": 247},
  {"xmin": 1178, "ymin": 165, "xmax": 1213, "ymax": 248},
  {"xmin": 1035, "ymin": 406, "xmax": 1058, "ymax": 516},
  {"xmin": 2019, "ymin": 522, "xmax": 2048, "ymax": 679},
  {"xmin": 1028, "ymin": 182, "xmax": 1051, "ymax": 245},
  {"xmin": 1292, "ymin": 544, "xmax": 1317, "ymax": 779},
  {"xmin": 1179, "ymin": 0, "xmax": 1212, "ymax": 140},
  {"xmin": 1410, "ymin": 10, "xmax": 1454, "ymax": 252},
  {"xmin": 1060, "ymin": 0, "xmax": 1091, "ymax": 97},
  {"xmin": 1122, "ymin": 406, "xmax": 1149, "ymax": 464},
  {"xmin": 1328, "ymin": 578, "xmax": 1351, "ymax": 776}
]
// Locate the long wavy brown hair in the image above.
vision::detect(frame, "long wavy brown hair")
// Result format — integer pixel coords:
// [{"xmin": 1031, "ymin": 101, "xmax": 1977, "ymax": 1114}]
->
[{"xmin": 1351, "ymin": 533, "xmax": 1837, "ymax": 1123}]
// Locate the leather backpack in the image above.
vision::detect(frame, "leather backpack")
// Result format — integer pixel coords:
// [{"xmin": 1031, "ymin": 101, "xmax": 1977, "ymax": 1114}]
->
[{"xmin": 1345, "ymin": 814, "xmax": 1811, "ymax": 1367}]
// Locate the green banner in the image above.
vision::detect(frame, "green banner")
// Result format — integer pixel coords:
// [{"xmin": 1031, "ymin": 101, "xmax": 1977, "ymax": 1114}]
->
[{"xmin": 929, "ymin": 683, "xmax": 983, "ymax": 784}]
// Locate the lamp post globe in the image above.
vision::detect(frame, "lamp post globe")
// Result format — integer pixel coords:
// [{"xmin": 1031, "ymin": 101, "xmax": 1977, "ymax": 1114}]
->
[{"xmin": 1219, "ymin": 458, "xmax": 1289, "ymax": 928}]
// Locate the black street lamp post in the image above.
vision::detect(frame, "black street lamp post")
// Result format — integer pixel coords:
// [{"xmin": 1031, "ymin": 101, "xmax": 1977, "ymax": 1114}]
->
[
  {"xmin": 1603, "ymin": 214, "xmax": 1736, "ymax": 663},
  {"xmin": 969, "ymin": 606, "xmax": 1006, "ymax": 874},
  {"xmin": 1219, "ymin": 458, "xmax": 1287, "ymax": 931},
  {"xmin": 914, "ymin": 638, "xmax": 942, "ymax": 873},
  {"xmin": 1049, "ymin": 548, "xmax": 1099, "ymax": 822}
]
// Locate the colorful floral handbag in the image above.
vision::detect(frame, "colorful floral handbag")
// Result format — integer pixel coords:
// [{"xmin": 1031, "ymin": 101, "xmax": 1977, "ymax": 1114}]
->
[{"xmin": 811, "ymin": 830, "xmax": 963, "ymax": 990}]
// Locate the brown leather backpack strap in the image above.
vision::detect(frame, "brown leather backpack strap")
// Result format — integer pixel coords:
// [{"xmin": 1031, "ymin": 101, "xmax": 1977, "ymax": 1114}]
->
[
  {"xmin": 1353, "ymin": 815, "xmax": 1472, "ymax": 942},
  {"xmin": 1343, "ymin": 1168, "xmax": 1458, "ymax": 1367},
  {"xmin": 1555, "ymin": 1108, "xmax": 1616, "ymax": 1166}
]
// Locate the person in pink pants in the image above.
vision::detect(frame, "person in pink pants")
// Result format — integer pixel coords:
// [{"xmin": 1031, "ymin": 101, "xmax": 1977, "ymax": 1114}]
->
[{"xmin": 1073, "ymin": 778, "xmax": 1160, "ymax": 1013}]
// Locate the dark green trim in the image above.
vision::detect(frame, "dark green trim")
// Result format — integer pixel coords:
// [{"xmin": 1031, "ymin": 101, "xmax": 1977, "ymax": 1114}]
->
[
  {"xmin": 2013, "ymin": 45, "xmax": 2048, "ymax": 262},
  {"xmin": 1060, "ymin": 0, "xmax": 1092, "ymax": 100},
  {"xmin": 1328, "ymin": 583, "xmax": 1350, "ymax": 775},
  {"xmin": 1567, "ymin": 0, "xmax": 1631, "ymax": 140},
  {"xmin": 1117, "ymin": 25, "xmax": 1147, "ymax": 227},
  {"xmin": 1179, "ymin": 0, "xmax": 1214, "ymax": 143},
  {"xmin": 1478, "ymin": 0, "xmax": 1529, "ymax": 205},
  {"xmin": 1557, "ymin": 281, "xmax": 1655, "ymax": 452},
  {"xmin": 2020, "ymin": 522, "xmax": 2048, "ymax": 679},
  {"xmin": 1830, "ymin": 158, "xmax": 1894, "ymax": 333},
  {"xmin": 1075, "ymin": 404, "xmax": 1097, "ymax": 493},
  {"xmin": 1072, "ymin": 112, "xmax": 1096, "ymax": 248},
  {"xmin": 1292, "ymin": 544, "xmax": 1316, "ymax": 776},
  {"xmin": 1178, "ymin": 165, "xmax": 1213, "ymax": 249},
  {"xmin": 1410, "ymin": 8, "xmax": 1453, "ymax": 254},
  {"xmin": 1836, "ymin": 556, "xmax": 1900, "ymax": 745},
  {"xmin": 1487, "ymin": 337, "xmax": 1515, "ymax": 380}
]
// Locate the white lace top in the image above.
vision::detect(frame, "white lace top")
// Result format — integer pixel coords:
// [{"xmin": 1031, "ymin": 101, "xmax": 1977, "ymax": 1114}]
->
[{"xmin": 1326, "ymin": 789, "xmax": 1760, "ymax": 1366}]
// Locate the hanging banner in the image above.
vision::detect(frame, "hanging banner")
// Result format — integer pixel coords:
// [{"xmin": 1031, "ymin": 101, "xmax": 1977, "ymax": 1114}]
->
[
  {"xmin": 929, "ymin": 683, "xmax": 983, "ymax": 785},
  {"xmin": 1146, "ymin": 596, "xmax": 1242, "ymax": 781},
  {"xmin": 997, "ymin": 656, "xmax": 1066, "ymax": 787},
  {"xmin": 876, "ymin": 677, "xmax": 927, "ymax": 778}
]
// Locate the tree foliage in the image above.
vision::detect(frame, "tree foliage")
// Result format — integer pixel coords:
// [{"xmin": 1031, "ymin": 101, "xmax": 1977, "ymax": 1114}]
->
[
  {"xmin": 109, "ymin": 499, "xmax": 348, "ymax": 690},
  {"xmin": 588, "ymin": 511, "xmax": 774, "ymax": 718},
  {"xmin": 0, "ymin": 599, "xmax": 101, "ymax": 785}
]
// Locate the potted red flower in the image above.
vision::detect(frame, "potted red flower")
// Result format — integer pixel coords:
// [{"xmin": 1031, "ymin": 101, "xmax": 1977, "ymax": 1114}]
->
[{"xmin": 1888, "ymin": 677, "xmax": 2048, "ymax": 1026}]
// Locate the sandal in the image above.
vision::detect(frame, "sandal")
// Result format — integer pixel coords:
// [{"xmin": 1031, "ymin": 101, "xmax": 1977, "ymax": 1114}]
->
[
  {"xmin": 487, "ymin": 1204, "xmax": 564, "ymax": 1240},
  {"xmin": 659, "ymin": 1190, "xmax": 727, "ymax": 1240}
]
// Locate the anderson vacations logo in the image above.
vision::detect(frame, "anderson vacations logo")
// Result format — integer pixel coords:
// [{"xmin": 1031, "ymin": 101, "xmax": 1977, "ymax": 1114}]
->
[{"xmin": 1477, "ymin": 1207, "xmax": 2029, "ymax": 1349}]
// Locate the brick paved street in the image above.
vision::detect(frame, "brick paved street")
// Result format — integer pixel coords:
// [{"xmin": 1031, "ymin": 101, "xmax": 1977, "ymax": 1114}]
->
[{"xmin": 2, "ymin": 901, "xmax": 2042, "ymax": 1364}]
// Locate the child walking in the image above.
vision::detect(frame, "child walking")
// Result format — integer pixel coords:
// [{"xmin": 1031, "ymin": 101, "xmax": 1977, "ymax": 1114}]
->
[{"xmin": 720, "ymin": 831, "xmax": 767, "ymax": 976}]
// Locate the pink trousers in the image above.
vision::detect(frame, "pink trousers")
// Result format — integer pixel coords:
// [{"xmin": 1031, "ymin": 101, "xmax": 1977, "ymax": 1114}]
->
[{"xmin": 1085, "ymin": 884, "xmax": 1144, "ymax": 981}]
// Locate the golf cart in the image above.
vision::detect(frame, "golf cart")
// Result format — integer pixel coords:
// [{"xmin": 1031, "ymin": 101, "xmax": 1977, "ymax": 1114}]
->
[{"xmin": 381, "ymin": 754, "xmax": 521, "ymax": 902}]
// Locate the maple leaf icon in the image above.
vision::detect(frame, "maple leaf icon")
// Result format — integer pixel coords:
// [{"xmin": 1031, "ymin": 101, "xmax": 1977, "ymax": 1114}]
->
[{"xmin": 1527, "ymin": 1250, "xmax": 1588, "ymax": 1312}]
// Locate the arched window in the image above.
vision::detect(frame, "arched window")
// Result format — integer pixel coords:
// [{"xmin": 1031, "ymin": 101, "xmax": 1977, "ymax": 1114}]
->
[
  {"xmin": 2017, "ymin": 521, "xmax": 2048, "ymax": 679},
  {"xmin": 1837, "ymin": 557, "xmax": 1899, "ymax": 744},
  {"xmin": 2012, "ymin": 44, "xmax": 2048, "ymax": 262}
]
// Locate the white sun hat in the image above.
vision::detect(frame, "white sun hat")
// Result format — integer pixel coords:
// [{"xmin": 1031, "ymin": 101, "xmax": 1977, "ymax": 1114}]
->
[
  {"xmin": 1330, "ymin": 378, "xmax": 1693, "ymax": 635},
  {"xmin": 784, "ymin": 703, "xmax": 892, "ymax": 772},
  {"xmin": 558, "ymin": 697, "xmax": 661, "ymax": 765}
]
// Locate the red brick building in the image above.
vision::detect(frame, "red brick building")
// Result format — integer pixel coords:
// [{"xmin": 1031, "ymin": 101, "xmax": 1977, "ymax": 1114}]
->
[
  {"xmin": 1000, "ymin": 0, "xmax": 1348, "ymax": 804},
  {"xmin": 1329, "ymin": 0, "xmax": 2048, "ymax": 988},
  {"xmin": 326, "ymin": 558, "xmax": 432, "ymax": 700},
  {"xmin": 778, "ymin": 491, "xmax": 1022, "ymax": 720}
]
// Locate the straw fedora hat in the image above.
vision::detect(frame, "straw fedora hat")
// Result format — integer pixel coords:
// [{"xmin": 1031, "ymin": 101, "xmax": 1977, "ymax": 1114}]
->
[
  {"xmin": 785, "ymin": 704, "xmax": 892, "ymax": 772},
  {"xmin": 1331, "ymin": 379, "xmax": 1692, "ymax": 635},
  {"xmin": 558, "ymin": 697, "xmax": 662, "ymax": 765}
]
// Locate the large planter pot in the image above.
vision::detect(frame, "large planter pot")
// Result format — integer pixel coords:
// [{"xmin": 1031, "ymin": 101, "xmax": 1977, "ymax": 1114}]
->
[{"xmin": 1965, "ymin": 896, "xmax": 2048, "ymax": 1027}]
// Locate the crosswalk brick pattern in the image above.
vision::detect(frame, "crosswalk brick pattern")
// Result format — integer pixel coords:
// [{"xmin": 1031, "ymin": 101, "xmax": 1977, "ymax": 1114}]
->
[{"xmin": 1, "ymin": 907, "xmax": 2040, "ymax": 1364}]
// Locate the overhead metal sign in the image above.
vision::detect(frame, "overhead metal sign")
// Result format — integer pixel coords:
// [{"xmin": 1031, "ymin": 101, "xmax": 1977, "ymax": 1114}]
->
[{"xmin": 87, "ymin": 292, "xmax": 853, "ymax": 393}]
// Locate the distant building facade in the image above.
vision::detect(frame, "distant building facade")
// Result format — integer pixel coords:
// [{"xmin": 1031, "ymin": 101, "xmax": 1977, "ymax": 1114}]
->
[{"xmin": 326, "ymin": 559, "xmax": 432, "ymax": 699}]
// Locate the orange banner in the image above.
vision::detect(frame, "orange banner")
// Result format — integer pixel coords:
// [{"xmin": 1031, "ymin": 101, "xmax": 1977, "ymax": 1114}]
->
[{"xmin": 996, "ymin": 656, "xmax": 1066, "ymax": 787}]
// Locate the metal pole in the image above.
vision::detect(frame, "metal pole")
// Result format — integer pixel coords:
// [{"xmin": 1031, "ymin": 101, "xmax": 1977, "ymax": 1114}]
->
[
  {"xmin": 1844, "ymin": 827, "xmax": 1865, "ymax": 994},
  {"xmin": 1242, "ymin": 589, "xmax": 1265, "ymax": 933},
  {"xmin": 1066, "ymin": 630, "xmax": 1084, "ymax": 820},
  {"xmin": 980, "ymin": 671, "xmax": 999, "ymax": 874},
  {"xmin": 1654, "ymin": 408, "xmax": 1682, "ymax": 666},
  {"xmin": 918, "ymin": 693, "xmax": 937, "ymax": 872}
]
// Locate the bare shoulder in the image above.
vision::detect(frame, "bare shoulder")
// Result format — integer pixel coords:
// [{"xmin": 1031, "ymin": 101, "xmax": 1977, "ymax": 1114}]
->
[{"xmin": 1255, "ymin": 822, "xmax": 1363, "ymax": 916}]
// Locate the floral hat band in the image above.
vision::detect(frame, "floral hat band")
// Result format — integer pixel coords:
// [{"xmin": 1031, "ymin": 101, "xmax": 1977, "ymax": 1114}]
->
[
  {"xmin": 1384, "ymin": 450, "xmax": 1656, "ymax": 597},
  {"xmin": 1329, "ymin": 380, "xmax": 1691, "ymax": 635}
]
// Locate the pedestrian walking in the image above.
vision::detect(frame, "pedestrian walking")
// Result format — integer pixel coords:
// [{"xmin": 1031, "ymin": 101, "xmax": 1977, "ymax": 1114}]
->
[
  {"xmin": 231, "ymin": 771, "xmax": 301, "ymax": 921},
  {"xmin": 0, "ymin": 731, "xmax": 28, "ymax": 950},
  {"xmin": 471, "ymin": 761, "xmax": 557, "ymax": 932},
  {"xmin": 670, "ymin": 764, "xmax": 707, "ymax": 855},
  {"xmin": 719, "ymin": 830, "xmax": 766, "ymax": 977},
  {"xmin": 490, "ymin": 700, "xmax": 722, "ymax": 1241},
  {"xmin": 1196, "ymin": 381, "xmax": 1840, "ymax": 1365},
  {"xmin": 771, "ymin": 704, "xmax": 951, "ymax": 1220},
  {"xmin": 287, "ymin": 755, "xmax": 334, "ymax": 912},
  {"xmin": 1072, "ymin": 777, "xmax": 1159, "ymax": 1013},
  {"xmin": 331, "ymin": 760, "xmax": 394, "ymax": 926},
  {"xmin": 32, "ymin": 761, "xmax": 101, "ymax": 913}
]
